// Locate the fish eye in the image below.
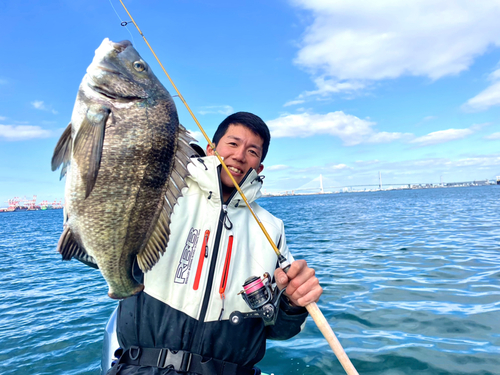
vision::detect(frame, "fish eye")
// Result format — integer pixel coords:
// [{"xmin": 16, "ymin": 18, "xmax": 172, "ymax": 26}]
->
[{"xmin": 133, "ymin": 61, "xmax": 145, "ymax": 72}]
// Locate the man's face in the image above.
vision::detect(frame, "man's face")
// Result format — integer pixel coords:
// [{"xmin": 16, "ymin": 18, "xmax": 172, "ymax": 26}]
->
[{"xmin": 206, "ymin": 124, "xmax": 264, "ymax": 196}]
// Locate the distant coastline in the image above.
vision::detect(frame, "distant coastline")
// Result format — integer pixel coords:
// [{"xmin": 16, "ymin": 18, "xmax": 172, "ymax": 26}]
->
[
  {"xmin": 0, "ymin": 196, "xmax": 63, "ymax": 212},
  {"xmin": 1, "ymin": 179, "xmax": 498, "ymax": 209},
  {"xmin": 262, "ymin": 179, "xmax": 499, "ymax": 197}
]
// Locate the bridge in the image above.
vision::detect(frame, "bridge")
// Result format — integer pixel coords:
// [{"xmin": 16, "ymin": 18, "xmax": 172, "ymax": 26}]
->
[
  {"xmin": 283, "ymin": 174, "xmax": 400, "ymax": 194},
  {"xmin": 265, "ymin": 174, "xmax": 497, "ymax": 196}
]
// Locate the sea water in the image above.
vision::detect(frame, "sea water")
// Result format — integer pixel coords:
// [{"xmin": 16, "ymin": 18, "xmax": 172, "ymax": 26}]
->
[{"xmin": 0, "ymin": 186, "xmax": 499, "ymax": 375}]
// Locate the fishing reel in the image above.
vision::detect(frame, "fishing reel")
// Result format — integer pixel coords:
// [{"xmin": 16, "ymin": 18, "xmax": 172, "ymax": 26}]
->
[{"xmin": 229, "ymin": 272, "xmax": 286, "ymax": 326}]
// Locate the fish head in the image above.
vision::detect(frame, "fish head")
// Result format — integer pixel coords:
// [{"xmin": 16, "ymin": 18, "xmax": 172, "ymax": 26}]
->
[{"xmin": 85, "ymin": 38, "xmax": 166, "ymax": 100}]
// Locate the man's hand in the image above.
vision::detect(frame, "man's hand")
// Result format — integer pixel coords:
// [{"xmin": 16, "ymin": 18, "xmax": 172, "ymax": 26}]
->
[{"xmin": 274, "ymin": 259, "xmax": 323, "ymax": 307}]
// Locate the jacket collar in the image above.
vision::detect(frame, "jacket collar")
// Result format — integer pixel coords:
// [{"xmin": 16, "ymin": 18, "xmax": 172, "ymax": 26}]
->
[{"xmin": 188, "ymin": 155, "xmax": 263, "ymax": 206}]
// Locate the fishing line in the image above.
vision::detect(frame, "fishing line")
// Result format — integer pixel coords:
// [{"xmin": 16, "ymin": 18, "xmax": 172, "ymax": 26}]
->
[
  {"xmin": 117, "ymin": 0, "xmax": 283, "ymax": 262},
  {"xmin": 115, "ymin": 2, "xmax": 359, "ymax": 374},
  {"xmin": 108, "ymin": 0, "xmax": 135, "ymax": 45}
]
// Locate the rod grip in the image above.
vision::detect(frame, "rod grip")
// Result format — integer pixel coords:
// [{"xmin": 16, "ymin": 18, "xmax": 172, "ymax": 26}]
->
[{"xmin": 306, "ymin": 302, "xmax": 359, "ymax": 375}]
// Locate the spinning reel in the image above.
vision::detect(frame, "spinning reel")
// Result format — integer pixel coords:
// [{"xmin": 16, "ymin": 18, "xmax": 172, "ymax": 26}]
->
[{"xmin": 229, "ymin": 272, "xmax": 286, "ymax": 326}]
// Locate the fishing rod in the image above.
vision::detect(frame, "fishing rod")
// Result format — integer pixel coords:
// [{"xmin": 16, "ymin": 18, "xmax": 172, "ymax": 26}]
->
[{"xmin": 117, "ymin": 2, "xmax": 359, "ymax": 374}]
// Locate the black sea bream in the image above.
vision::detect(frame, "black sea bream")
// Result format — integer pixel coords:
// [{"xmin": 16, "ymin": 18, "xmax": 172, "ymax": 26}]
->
[{"xmin": 52, "ymin": 38, "xmax": 194, "ymax": 299}]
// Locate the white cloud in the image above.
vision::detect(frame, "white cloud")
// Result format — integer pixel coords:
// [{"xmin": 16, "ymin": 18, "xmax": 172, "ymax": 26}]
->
[
  {"xmin": 485, "ymin": 132, "xmax": 500, "ymax": 140},
  {"xmin": 31, "ymin": 100, "xmax": 58, "ymax": 114},
  {"xmin": 267, "ymin": 111, "xmax": 410, "ymax": 146},
  {"xmin": 0, "ymin": 125, "xmax": 52, "ymax": 141},
  {"xmin": 411, "ymin": 128, "xmax": 473, "ymax": 146},
  {"xmin": 0, "ymin": 116, "xmax": 6, "ymax": 121},
  {"xmin": 302, "ymin": 77, "xmax": 366, "ymax": 97},
  {"xmin": 32, "ymin": 100, "xmax": 46, "ymax": 110},
  {"xmin": 462, "ymin": 70, "xmax": 500, "ymax": 112},
  {"xmin": 267, "ymin": 164, "xmax": 290, "ymax": 171},
  {"xmin": 367, "ymin": 131, "xmax": 412, "ymax": 144},
  {"xmin": 198, "ymin": 105, "xmax": 234, "ymax": 116},
  {"xmin": 331, "ymin": 163, "xmax": 349, "ymax": 170},
  {"xmin": 355, "ymin": 159, "xmax": 380, "ymax": 165},
  {"xmin": 187, "ymin": 129, "xmax": 204, "ymax": 143},
  {"xmin": 283, "ymin": 99, "xmax": 305, "ymax": 107},
  {"xmin": 285, "ymin": 77, "xmax": 366, "ymax": 106},
  {"xmin": 290, "ymin": 1, "xmax": 500, "ymax": 96},
  {"xmin": 447, "ymin": 156, "xmax": 500, "ymax": 168},
  {"xmin": 470, "ymin": 122, "xmax": 492, "ymax": 131}
]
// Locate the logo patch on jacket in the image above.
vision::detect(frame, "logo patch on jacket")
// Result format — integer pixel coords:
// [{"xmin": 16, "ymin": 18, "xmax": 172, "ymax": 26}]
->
[{"xmin": 174, "ymin": 228, "xmax": 200, "ymax": 284}]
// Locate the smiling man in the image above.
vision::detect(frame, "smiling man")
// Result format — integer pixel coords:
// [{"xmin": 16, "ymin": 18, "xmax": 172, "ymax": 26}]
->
[
  {"xmin": 207, "ymin": 123, "xmax": 264, "ymax": 202},
  {"xmin": 110, "ymin": 112, "xmax": 322, "ymax": 375}
]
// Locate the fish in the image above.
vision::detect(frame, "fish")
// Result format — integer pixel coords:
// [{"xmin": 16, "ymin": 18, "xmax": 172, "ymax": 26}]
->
[{"xmin": 51, "ymin": 38, "xmax": 195, "ymax": 299}]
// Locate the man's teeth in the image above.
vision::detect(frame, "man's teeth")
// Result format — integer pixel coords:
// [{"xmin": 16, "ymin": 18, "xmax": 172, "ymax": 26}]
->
[{"xmin": 228, "ymin": 166, "xmax": 242, "ymax": 174}]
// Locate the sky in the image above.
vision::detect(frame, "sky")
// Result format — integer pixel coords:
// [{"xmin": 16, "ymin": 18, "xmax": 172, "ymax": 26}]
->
[{"xmin": 1, "ymin": 0, "xmax": 500, "ymax": 206}]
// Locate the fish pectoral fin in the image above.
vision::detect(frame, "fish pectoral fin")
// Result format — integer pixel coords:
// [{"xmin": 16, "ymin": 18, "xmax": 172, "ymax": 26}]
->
[
  {"xmin": 137, "ymin": 194, "xmax": 175, "ymax": 272},
  {"xmin": 73, "ymin": 106, "xmax": 110, "ymax": 199},
  {"xmin": 136, "ymin": 126, "xmax": 195, "ymax": 273},
  {"xmin": 57, "ymin": 226, "xmax": 98, "ymax": 269},
  {"xmin": 51, "ymin": 122, "xmax": 73, "ymax": 180},
  {"xmin": 137, "ymin": 203, "xmax": 174, "ymax": 272}
]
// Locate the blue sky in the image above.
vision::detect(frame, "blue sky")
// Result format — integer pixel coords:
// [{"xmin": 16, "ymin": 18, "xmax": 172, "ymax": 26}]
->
[{"xmin": 1, "ymin": 0, "xmax": 499, "ymax": 206}]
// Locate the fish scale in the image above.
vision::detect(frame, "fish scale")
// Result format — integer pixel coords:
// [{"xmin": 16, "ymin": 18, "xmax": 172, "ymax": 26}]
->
[{"xmin": 52, "ymin": 38, "xmax": 195, "ymax": 299}]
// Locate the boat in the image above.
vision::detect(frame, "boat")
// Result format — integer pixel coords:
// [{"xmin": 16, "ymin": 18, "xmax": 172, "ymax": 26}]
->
[{"xmin": 101, "ymin": 308, "xmax": 120, "ymax": 374}]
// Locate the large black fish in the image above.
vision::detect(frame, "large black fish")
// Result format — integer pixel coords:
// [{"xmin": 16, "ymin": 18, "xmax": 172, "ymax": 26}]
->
[{"xmin": 52, "ymin": 38, "xmax": 194, "ymax": 299}]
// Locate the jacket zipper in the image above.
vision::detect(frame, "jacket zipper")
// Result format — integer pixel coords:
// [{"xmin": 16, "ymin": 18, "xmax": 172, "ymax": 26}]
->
[
  {"xmin": 192, "ymin": 166, "xmax": 253, "ymax": 352},
  {"xmin": 198, "ymin": 204, "xmax": 227, "ymax": 323},
  {"xmin": 193, "ymin": 230, "xmax": 210, "ymax": 291},
  {"xmin": 197, "ymin": 168, "xmax": 253, "ymax": 323}
]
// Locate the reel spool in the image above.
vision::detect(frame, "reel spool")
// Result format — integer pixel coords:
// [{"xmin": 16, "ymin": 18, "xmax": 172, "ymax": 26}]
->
[
  {"xmin": 241, "ymin": 274, "xmax": 272, "ymax": 309},
  {"xmin": 229, "ymin": 273, "xmax": 285, "ymax": 326}
]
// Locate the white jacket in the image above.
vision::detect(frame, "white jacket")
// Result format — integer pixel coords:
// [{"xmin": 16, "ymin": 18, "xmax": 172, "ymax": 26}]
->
[
  {"xmin": 145, "ymin": 155, "xmax": 293, "ymax": 322},
  {"xmin": 116, "ymin": 155, "xmax": 307, "ymax": 368}
]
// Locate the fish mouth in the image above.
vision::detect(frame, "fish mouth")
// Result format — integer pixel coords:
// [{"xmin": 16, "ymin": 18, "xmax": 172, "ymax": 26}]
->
[
  {"xmin": 89, "ymin": 83, "xmax": 120, "ymax": 100},
  {"xmin": 86, "ymin": 73, "xmax": 144, "ymax": 101},
  {"xmin": 88, "ymin": 81, "xmax": 143, "ymax": 101},
  {"xmin": 110, "ymin": 39, "xmax": 132, "ymax": 52},
  {"xmin": 96, "ymin": 60, "xmax": 121, "ymax": 75},
  {"xmin": 94, "ymin": 38, "xmax": 132, "ymax": 59}
]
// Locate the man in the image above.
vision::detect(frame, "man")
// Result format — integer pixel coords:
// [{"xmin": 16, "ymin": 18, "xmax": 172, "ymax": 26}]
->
[{"xmin": 110, "ymin": 112, "xmax": 322, "ymax": 375}]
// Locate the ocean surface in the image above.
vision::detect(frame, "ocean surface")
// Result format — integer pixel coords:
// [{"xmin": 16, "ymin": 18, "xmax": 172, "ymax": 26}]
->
[{"xmin": 1, "ymin": 186, "xmax": 499, "ymax": 375}]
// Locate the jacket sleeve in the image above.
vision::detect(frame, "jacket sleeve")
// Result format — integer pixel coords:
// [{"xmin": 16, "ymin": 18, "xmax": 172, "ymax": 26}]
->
[
  {"xmin": 266, "ymin": 295, "xmax": 308, "ymax": 340},
  {"xmin": 265, "ymin": 222, "xmax": 309, "ymax": 340}
]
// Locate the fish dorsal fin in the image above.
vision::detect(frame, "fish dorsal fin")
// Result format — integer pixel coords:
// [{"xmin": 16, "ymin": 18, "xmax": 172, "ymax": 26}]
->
[
  {"xmin": 73, "ymin": 106, "xmax": 110, "ymax": 199},
  {"xmin": 136, "ymin": 125, "xmax": 196, "ymax": 272},
  {"xmin": 57, "ymin": 225, "xmax": 98, "ymax": 269},
  {"xmin": 51, "ymin": 123, "xmax": 73, "ymax": 180}
]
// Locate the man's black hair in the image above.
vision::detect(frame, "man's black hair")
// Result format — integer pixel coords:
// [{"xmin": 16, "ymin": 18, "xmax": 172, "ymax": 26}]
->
[{"xmin": 212, "ymin": 112, "xmax": 271, "ymax": 162}]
